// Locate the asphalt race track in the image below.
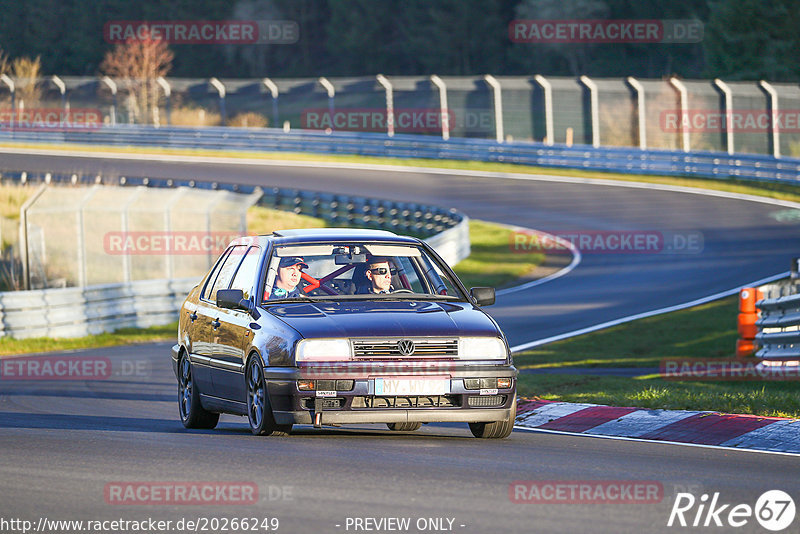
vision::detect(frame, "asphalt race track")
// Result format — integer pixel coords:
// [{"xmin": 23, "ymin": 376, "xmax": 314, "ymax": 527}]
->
[
  {"xmin": 1, "ymin": 150, "xmax": 798, "ymax": 348},
  {"xmin": 1, "ymin": 151, "xmax": 799, "ymax": 533}
]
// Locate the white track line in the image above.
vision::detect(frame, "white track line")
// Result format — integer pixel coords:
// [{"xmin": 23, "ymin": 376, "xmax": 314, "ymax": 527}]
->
[
  {"xmin": 2, "ymin": 144, "xmax": 800, "ymax": 208},
  {"xmin": 493, "ymin": 224, "xmax": 582, "ymax": 296},
  {"xmin": 1, "ymin": 144, "xmax": 794, "ymax": 351},
  {"xmin": 509, "ymin": 271, "xmax": 790, "ymax": 353}
]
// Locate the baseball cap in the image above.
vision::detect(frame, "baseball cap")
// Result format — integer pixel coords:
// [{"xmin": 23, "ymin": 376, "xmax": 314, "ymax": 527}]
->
[{"xmin": 279, "ymin": 256, "xmax": 309, "ymax": 269}]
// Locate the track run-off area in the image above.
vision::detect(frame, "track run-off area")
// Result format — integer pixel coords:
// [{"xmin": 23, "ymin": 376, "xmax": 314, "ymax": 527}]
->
[{"xmin": 1, "ymin": 148, "xmax": 799, "ymax": 533}]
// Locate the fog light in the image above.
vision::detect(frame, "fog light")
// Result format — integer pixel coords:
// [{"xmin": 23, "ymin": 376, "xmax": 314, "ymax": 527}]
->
[
  {"xmin": 297, "ymin": 380, "xmax": 315, "ymax": 391},
  {"xmin": 497, "ymin": 378, "xmax": 512, "ymax": 389}
]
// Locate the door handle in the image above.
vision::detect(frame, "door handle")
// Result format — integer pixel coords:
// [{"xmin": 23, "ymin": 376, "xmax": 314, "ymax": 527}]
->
[
  {"xmin": 189, "ymin": 311, "xmax": 197, "ymax": 322},
  {"xmin": 212, "ymin": 319, "xmax": 221, "ymax": 329}
]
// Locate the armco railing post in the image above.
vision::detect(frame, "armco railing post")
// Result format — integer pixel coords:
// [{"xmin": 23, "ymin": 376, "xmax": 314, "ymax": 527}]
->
[
  {"xmin": 713, "ymin": 79, "xmax": 734, "ymax": 155},
  {"xmin": 483, "ymin": 75, "xmax": 504, "ymax": 143},
  {"xmin": 430, "ymin": 75, "xmax": 450, "ymax": 141},
  {"xmin": 579, "ymin": 75, "xmax": 600, "ymax": 147},
  {"xmin": 209, "ymin": 77, "xmax": 227, "ymax": 125},
  {"xmin": 376, "ymin": 74, "xmax": 394, "ymax": 137},
  {"xmin": 759, "ymin": 80, "xmax": 780, "ymax": 158},
  {"xmin": 101, "ymin": 76, "xmax": 118, "ymax": 126},
  {"xmin": 625, "ymin": 77, "xmax": 647, "ymax": 149},
  {"xmin": 51, "ymin": 75, "xmax": 67, "ymax": 113},
  {"xmin": 263, "ymin": 78, "xmax": 280, "ymax": 128},
  {"xmin": 0, "ymin": 74, "xmax": 15, "ymax": 127},
  {"xmin": 318, "ymin": 77, "xmax": 335, "ymax": 129},
  {"xmin": 18, "ymin": 184, "xmax": 47, "ymax": 290},
  {"xmin": 669, "ymin": 77, "xmax": 690, "ymax": 152},
  {"xmin": 77, "ymin": 186, "xmax": 101, "ymax": 287},
  {"xmin": 156, "ymin": 77, "xmax": 171, "ymax": 126},
  {"xmin": 533, "ymin": 75, "xmax": 554, "ymax": 145}
]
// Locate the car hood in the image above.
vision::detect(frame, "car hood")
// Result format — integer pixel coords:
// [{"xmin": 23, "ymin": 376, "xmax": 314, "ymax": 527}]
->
[{"xmin": 266, "ymin": 300, "xmax": 501, "ymax": 339}]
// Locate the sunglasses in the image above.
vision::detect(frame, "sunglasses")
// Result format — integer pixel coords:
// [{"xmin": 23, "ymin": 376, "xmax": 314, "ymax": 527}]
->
[{"xmin": 369, "ymin": 267, "xmax": 397, "ymax": 275}]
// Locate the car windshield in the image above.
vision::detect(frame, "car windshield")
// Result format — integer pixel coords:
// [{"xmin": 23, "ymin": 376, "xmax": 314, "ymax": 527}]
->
[{"xmin": 261, "ymin": 242, "xmax": 464, "ymax": 302}]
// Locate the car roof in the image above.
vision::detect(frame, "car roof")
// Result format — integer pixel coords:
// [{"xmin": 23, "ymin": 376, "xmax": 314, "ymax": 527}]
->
[{"xmin": 227, "ymin": 228, "xmax": 420, "ymax": 248}]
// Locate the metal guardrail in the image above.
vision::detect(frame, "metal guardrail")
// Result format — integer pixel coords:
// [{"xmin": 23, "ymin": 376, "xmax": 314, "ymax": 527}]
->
[
  {"xmin": 0, "ymin": 168, "xmax": 468, "ymax": 264},
  {"xmin": 756, "ymin": 283, "xmax": 800, "ymax": 363},
  {"xmin": 0, "ymin": 169, "xmax": 470, "ymax": 338},
  {"xmin": 0, "ymin": 277, "xmax": 197, "ymax": 339},
  {"xmin": 2, "ymin": 125, "xmax": 799, "ymax": 184}
]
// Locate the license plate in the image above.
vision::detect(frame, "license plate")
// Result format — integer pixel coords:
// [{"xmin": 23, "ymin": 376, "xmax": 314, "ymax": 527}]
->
[{"xmin": 374, "ymin": 378, "xmax": 450, "ymax": 396}]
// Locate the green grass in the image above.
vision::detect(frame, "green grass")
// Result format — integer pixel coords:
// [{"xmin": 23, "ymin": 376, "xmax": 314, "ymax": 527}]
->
[
  {"xmin": 514, "ymin": 296, "xmax": 800, "ymax": 418},
  {"xmin": 5, "ymin": 141, "xmax": 800, "ymax": 204},
  {"xmin": 246, "ymin": 204, "xmax": 326, "ymax": 234},
  {"xmin": 517, "ymin": 374, "xmax": 800, "ymax": 419},
  {"xmin": 453, "ymin": 220, "xmax": 544, "ymax": 289},
  {"xmin": 514, "ymin": 296, "xmax": 739, "ymax": 369},
  {"xmin": 0, "ymin": 322, "xmax": 178, "ymax": 357}
]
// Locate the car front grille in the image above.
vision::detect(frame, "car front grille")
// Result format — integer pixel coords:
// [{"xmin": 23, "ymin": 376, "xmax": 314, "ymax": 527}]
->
[
  {"xmin": 467, "ymin": 395, "xmax": 507, "ymax": 407},
  {"xmin": 352, "ymin": 338, "xmax": 458, "ymax": 359},
  {"xmin": 351, "ymin": 395, "xmax": 460, "ymax": 409}
]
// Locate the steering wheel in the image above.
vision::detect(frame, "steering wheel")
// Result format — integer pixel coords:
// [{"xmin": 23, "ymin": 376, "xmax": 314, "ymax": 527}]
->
[{"xmin": 391, "ymin": 289, "xmax": 413, "ymax": 293}]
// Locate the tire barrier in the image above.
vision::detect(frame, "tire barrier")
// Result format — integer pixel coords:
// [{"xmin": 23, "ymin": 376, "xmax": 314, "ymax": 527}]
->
[{"xmin": 755, "ymin": 281, "xmax": 800, "ymax": 364}]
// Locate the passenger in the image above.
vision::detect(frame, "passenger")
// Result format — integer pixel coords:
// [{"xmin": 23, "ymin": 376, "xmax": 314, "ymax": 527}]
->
[
  {"xmin": 361, "ymin": 256, "xmax": 396, "ymax": 294},
  {"xmin": 270, "ymin": 257, "xmax": 308, "ymax": 299}
]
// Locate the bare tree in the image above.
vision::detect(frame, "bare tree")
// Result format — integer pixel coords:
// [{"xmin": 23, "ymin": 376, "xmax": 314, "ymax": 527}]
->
[
  {"xmin": 0, "ymin": 49, "xmax": 8, "ymax": 76},
  {"xmin": 12, "ymin": 56, "xmax": 42, "ymax": 107},
  {"xmin": 100, "ymin": 33, "xmax": 174, "ymax": 124}
]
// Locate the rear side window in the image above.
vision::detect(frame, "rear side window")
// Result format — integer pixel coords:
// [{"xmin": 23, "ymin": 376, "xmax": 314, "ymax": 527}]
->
[
  {"xmin": 206, "ymin": 246, "xmax": 247, "ymax": 302},
  {"xmin": 201, "ymin": 248, "xmax": 231, "ymax": 301},
  {"xmin": 229, "ymin": 246, "xmax": 261, "ymax": 300}
]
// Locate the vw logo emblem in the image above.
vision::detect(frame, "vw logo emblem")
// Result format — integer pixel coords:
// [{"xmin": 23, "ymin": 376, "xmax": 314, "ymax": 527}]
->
[{"xmin": 397, "ymin": 339, "xmax": 415, "ymax": 356}]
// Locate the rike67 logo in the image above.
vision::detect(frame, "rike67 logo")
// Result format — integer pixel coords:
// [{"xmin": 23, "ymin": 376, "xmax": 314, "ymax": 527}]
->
[{"xmin": 668, "ymin": 490, "xmax": 795, "ymax": 531}]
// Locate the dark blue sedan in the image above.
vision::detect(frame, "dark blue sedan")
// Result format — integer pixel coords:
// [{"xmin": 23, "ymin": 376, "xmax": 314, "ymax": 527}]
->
[{"xmin": 171, "ymin": 229, "xmax": 517, "ymax": 438}]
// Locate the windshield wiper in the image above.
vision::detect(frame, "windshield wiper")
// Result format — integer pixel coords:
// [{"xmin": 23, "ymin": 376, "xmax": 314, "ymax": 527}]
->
[{"xmin": 261, "ymin": 296, "xmax": 317, "ymax": 304}]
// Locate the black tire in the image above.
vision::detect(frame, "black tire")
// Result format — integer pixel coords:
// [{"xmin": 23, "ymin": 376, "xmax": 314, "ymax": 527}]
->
[
  {"xmin": 246, "ymin": 357, "xmax": 292, "ymax": 436},
  {"xmin": 387, "ymin": 422, "xmax": 422, "ymax": 432},
  {"xmin": 178, "ymin": 353, "xmax": 219, "ymax": 429},
  {"xmin": 468, "ymin": 395, "xmax": 516, "ymax": 439}
]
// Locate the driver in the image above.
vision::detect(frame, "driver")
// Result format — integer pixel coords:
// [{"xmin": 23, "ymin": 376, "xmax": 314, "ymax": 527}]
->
[
  {"xmin": 363, "ymin": 256, "xmax": 395, "ymax": 294},
  {"xmin": 270, "ymin": 256, "xmax": 308, "ymax": 299}
]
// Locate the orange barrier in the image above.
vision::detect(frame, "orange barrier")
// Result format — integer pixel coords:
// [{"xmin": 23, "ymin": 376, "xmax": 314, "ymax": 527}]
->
[{"xmin": 736, "ymin": 287, "xmax": 763, "ymax": 357}]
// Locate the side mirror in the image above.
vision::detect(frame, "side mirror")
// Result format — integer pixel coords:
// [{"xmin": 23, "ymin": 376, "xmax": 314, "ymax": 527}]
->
[
  {"xmin": 470, "ymin": 287, "xmax": 495, "ymax": 307},
  {"xmin": 217, "ymin": 289, "xmax": 247, "ymax": 311}
]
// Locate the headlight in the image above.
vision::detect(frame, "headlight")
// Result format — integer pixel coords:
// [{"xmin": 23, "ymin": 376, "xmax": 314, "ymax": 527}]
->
[
  {"xmin": 459, "ymin": 337, "xmax": 507, "ymax": 361},
  {"xmin": 296, "ymin": 338, "xmax": 351, "ymax": 362}
]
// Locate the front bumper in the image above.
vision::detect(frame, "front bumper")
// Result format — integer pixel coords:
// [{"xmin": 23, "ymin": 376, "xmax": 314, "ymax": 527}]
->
[{"xmin": 265, "ymin": 363, "xmax": 517, "ymax": 426}]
